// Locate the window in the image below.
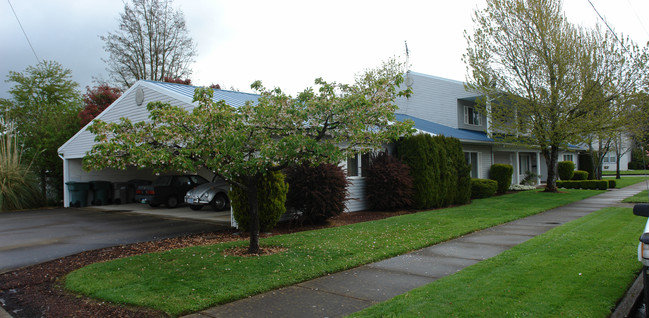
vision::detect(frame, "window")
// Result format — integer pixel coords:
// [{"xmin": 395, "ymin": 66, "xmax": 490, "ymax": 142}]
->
[
  {"xmin": 563, "ymin": 154, "xmax": 573, "ymax": 162},
  {"xmin": 464, "ymin": 152, "xmax": 479, "ymax": 178},
  {"xmin": 464, "ymin": 106, "xmax": 481, "ymax": 126},
  {"xmin": 347, "ymin": 153, "xmax": 372, "ymax": 177},
  {"xmin": 347, "ymin": 155, "xmax": 359, "ymax": 177}
]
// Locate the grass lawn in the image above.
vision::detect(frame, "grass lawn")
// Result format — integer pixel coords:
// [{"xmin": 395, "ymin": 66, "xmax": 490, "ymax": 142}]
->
[
  {"xmin": 350, "ymin": 207, "xmax": 644, "ymax": 317},
  {"xmin": 623, "ymin": 189, "xmax": 649, "ymax": 203},
  {"xmin": 65, "ymin": 189, "xmax": 601, "ymax": 316},
  {"xmin": 605, "ymin": 176, "xmax": 649, "ymax": 188},
  {"xmin": 603, "ymin": 169, "xmax": 649, "ymax": 175}
]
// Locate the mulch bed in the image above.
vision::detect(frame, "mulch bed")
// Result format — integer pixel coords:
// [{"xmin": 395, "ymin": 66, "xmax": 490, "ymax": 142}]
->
[{"xmin": 0, "ymin": 210, "xmax": 415, "ymax": 317}]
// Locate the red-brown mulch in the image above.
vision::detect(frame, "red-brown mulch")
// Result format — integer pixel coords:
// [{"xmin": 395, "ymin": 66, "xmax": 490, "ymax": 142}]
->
[{"xmin": 0, "ymin": 210, "xmax": 415, "ymax": 318}]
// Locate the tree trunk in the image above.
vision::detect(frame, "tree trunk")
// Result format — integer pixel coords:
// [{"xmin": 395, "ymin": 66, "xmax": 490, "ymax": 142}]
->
[
  {"xmin": 543, "ymin": 146, "xmax": 560, "ymax": 192},
  {"xmin": 616, "ymin": 156, "xmax": 621, "ymax": 179},
  {"xmin": 244, "ymin": 175, "xmax": 261, "ymax": 254}
]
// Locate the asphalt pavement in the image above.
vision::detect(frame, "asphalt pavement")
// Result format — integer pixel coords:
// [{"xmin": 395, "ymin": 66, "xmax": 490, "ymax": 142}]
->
[{"xmin": 0, "ymin": 207, "xmax": 229, "ymax": 274}]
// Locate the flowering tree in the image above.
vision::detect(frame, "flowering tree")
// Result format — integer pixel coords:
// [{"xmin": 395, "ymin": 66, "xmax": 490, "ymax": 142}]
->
[
  {"xmin": 79, "ymin": 85, "xmax": 122, "ymax": 127},
  {"xmin": 83, "ymin": 59, "xmax": 413, "ymax": 253}
]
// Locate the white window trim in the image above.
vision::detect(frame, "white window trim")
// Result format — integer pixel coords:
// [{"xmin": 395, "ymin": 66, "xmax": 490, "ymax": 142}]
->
[{"xmin": 464, "ymin": 106, "xmax": 481, "ymax": 126}]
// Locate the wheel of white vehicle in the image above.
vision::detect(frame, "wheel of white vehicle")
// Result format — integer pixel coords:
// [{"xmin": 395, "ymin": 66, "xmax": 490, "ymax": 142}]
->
[
  {"xmin": 211, "ymin": 193, "xmax": 228, "ymax": 211},
  {"xmin": 166, "ymin": 196, "xmax": 178, "ymax": 208}
]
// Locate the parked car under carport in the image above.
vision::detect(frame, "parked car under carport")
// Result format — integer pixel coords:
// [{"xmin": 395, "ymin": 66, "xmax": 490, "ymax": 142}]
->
[
  {"xmin": 135, "ymin": 175, "xmax": 209, "ymax": 208},
  {"xmin": 184, "ymin": 180, "xmax": 230, "ymax": 211}
]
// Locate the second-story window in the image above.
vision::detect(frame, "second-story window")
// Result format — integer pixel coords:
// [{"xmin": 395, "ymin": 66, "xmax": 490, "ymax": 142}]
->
[{"xmin": 464, "ymin": 106, "xmax": 481, "ymax": 126}]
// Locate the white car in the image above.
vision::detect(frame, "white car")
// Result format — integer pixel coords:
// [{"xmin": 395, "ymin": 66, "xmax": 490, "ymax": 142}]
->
[
  {"xmin": 184, "ymin": 180, "xmax": 230, "ymax": 211},
  {"xmin": 634, "ymin": 204, "xmax": 649, "ymax": 266}
]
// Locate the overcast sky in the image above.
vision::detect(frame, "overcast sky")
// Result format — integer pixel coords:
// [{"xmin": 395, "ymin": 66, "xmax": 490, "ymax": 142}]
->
[{"xmin": 2, "ymin": 0, "xmax": 648, "ymax": 100}]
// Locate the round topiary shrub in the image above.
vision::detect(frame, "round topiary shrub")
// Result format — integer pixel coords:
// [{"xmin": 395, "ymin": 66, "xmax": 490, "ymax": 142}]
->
[
  {"xmin": 231, "ymin": 171, "xmax": 288, "ymax": 232},
  {"xmin": 572, "ymin": 170, "xmax": 588, "ymax": 180},
  {"xmin": 365, "ymin": 151, "xmax": 414, "ymax": 211},
  {"xmin": 608, "ymin": 179, "xmax": 616, "ymax": 188},
  {"xmin": 285, "ymin": 163, "xmax": 349, "ymax": 225},
  {"xmin": 471, "ymin": 178, "xmax": 497, "ymax": 199},
  {"xmin": 557, "ymin": 161, "xmax": 575, "ymax": 180},
  {"xmin": 489, "ymin": 164, "xmax": 513, "ymax": 194}
]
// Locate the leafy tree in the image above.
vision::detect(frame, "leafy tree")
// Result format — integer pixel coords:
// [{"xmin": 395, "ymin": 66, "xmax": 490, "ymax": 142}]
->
[
  {"xmin": 464, "ymin": 0, "xmax": 647, "ymax": 192},
  {"xmin": 163, "ymin": 77, "xmax": 192, "ymax": 85},
  {"xmin": 83, "ymin": 59, "xmax": 413, "ymax": 253},
  {"xmin": 101, "ymin": 0, "xmax": 197, "ymax": 88},
  {"xmin": 4, "ymin": 60, "xmax": 83, "ymax": 202},
  {"xmin": 79, "ymin": 84, "xmax": 122, "ymax": 127}
]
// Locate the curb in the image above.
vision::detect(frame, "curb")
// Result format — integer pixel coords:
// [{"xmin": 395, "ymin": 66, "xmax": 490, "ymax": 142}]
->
[
  {"xmin": 0, "ymin": 306, "xmax": 13, "ymax": 318},
  {"xmin": 611, "ymin": 273, "xmax": 643, "ymax": 318}
]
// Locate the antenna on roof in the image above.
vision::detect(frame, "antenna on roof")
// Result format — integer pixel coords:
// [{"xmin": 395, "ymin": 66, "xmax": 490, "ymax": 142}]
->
[{"xmin": 404, "ymin": 41, "xmax": 413, "ymax": 87}]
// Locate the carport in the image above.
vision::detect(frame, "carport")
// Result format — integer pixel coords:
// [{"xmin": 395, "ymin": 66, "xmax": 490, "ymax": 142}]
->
[{"xmin": 57, "ymin": 80, "xmax": 259, "ymax": 228}]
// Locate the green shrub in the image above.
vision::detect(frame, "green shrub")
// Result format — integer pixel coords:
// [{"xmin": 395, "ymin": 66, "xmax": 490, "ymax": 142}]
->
[
  {"xmin": 556, "ymin": 180, "xmax": 608, "ymax": 190},
  {"xmin": 285, "ymin": 163, "xmax": 348, "ymax": 224},
  {"xmin": 557, "ymin": 161, "xmax": 575, "ymax": 180},
  {"xmin": 396, "ymin": 134, "xmax": 471, "ymax": 209},
  {"xmin": 608, "ymin": 179, "xmax": 616, "ymax": 188},
  {"xmin": 471, "ymin": 178, "xmax": 497, "ymax": 199},
  {"xmin": 365, "ymin": 152, "xmax": 413, "ymax": 211},
  {"xmin": 572, "ymin": 170, "xmax": 588, "ymax": 180},
  {"xmin": 578, "ymin": 153, "xmax": 594, "ymax": 179},
  {"xmin": 0, "ymin": 124, "xmax": 43, "ymax": 212},
  {"xmin": 231, "ymin": 171, "xmax": 288, "ymax": 232},
  {"xmin": 489, "ymin": 164, "xmax": 513, "ymax": 194}
]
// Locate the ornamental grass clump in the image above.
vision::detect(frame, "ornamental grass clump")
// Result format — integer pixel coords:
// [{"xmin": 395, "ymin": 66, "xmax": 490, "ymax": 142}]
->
[{"xmin": 0, "ymin": 122, "xmax": 43, "ymax": 211}]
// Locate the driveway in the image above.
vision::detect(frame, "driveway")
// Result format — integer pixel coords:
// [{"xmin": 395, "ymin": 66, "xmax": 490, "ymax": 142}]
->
[{"xmin": 0, "ymin": 207, "xmax": 230, "ymax": 273}]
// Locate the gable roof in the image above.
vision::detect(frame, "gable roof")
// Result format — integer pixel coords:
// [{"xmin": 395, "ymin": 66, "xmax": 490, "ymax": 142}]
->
[
  {"xmin": 58, "ymin": 80, "xmax": 260, "ymax": 159},
  {"xmin": 143, "ymin": 80, "xmax": 259, "ymax": 107},
  {"xmin": 396, "ymin": 113, "xmax": 493, "ymax": 143}
]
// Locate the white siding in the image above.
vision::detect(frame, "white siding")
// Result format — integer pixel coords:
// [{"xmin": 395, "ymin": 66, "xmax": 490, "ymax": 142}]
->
[
  {"xmin": 396, "ymin": 72, "xmax": 480, "ymax": 129},
  {"xmin": 59, "ymin": 82, "xmax": 192, "ymax": 159},
  {"xmin": 462, "ymin": 144, "xmax": 493, "ymax": 179},
  {"xmin": 346, "ymin": 178, "xmax": 368, "ymax": 212}
]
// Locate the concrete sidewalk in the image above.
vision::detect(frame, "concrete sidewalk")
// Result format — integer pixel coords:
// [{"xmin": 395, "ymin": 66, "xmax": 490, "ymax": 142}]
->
[{"xmin": 185, "ymin": 182, "xmax": 647, "ymax": 318}]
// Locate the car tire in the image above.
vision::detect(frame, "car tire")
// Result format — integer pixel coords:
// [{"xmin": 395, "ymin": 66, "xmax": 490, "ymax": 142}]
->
[
  {"xmin": 149, "ymin": 203, "xmax": 160, "ymax": 208},
  {"xmin": 189, "ymin": 205, "xmax": 203, "ymax": 211},
  {"xmin": 211, "ymin": 193, "xmax": 229, "ymax": 211},
  {"xmin": 166, "ymin": 196, "xmax": 179, "ymax": 209}
]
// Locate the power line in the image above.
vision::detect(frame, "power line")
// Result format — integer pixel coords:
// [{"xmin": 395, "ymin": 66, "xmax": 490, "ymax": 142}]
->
[
  {"xmin": 626, "ymin": 0, "xmax": 649, "ymax": 39},
  {"xmin": 586, "ymin": 0, "xmax": 631, "ymax": 55},
  {"xmin": 7, "ymin": 0, "xmax": 40, "ymax": 63}
]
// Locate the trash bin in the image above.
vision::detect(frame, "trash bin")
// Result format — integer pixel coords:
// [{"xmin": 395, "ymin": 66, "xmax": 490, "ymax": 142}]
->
[
  {"xmin": 66, "ymin": 181, "xmax": 90, "ymax": 207},
  {"xmin": 90, "ymin": 181, "xmax": 113, "ymax": 205},
  {"xmin": 113, "ymin": 182, "xmax": 130, "ymax": 204},
  {"xmin": 127, "ymin": 179, "xmax": 152, "ymax": 203}
]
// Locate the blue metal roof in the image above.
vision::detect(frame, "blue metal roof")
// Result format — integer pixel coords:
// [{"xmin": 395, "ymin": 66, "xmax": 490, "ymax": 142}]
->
[
  {"xmin": 143, "ymin": 80, "xmax": 259, "ymax": 107},
  {"xmin": 395, "ymin": 113, "xmax": 493, "ymax": 142}
]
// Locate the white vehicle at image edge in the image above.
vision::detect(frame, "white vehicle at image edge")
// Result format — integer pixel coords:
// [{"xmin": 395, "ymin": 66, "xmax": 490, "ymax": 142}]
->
[
  {"xmin": 633, "ymin": 203, "xmax": 649, "ymax": 306},
  {"xmin": 184, "ymin": 179, "xmax": 230, "ymax": 211}
]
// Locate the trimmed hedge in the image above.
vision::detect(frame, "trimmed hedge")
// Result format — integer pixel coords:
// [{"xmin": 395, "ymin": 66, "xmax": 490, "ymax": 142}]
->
[
  {"xmin": 231, "ymin": 171, "xmax": 289, "ymax": 232},
  {"xmin": 558, "ymin": 161, "xmax": 575, "ymax": 180},
  {"xmin": 365, "ymin": 152, "xmax": 414, "ymax": 211},
  {"xmin": 489, "ymin": 164, "xmax": 513, "ymax": 194},
  {"xmin": 572, "ymin": 170, "xmax": 588, "ymax": 180},
  {"xmin": 285, "ymin": 163, "xmax": 349, "ymax": 224},
  {"xmin": 471, "ymin": 178, "xmax": 497, "ymax": 199},
  {"xmin": 556, "ymin": 180, "xmax": 608, "ymax": 190},
  {"xmin": 608, "ymin": 179, "xmax": 616, "ymax": 189},
  {"xmin": 396, "ymin": 134, "xmax": 471, "ymax": 209}
]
